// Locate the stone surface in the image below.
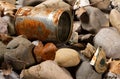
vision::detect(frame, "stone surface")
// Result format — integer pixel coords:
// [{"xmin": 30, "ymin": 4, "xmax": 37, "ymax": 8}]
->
[
  {"xmin": 20, "ymin": 60, "xmax": 73, "ymax": 79},
  {"xmin": 4, "ymin": 35, "xmax": 35, "ymax": 70},
  {"xmin": 76, "ymin": 61, "xmax": 102, "ymax": 79},
  {"xmin": 54, "ymin": 48, "xmax": 80, "ymax": 67},
  {"xmin": 76, "ymin": 6, "xmax": 109, "ymax": 34},
  {"xmin": 110, "ymin": 9, "xmax": 120, "ymax": 32},
  {"xmin": 94, "ymin": 27, "xmax": 120, "ymax": 59}
]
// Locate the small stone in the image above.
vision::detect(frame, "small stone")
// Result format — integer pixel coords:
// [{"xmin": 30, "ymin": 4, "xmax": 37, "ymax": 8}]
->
[
  {"xmin": 34, "ymin": 42, "xmax": 57, "ymax": 62},
  {"xmin": 54, "ymin": 48, "xmax": 80, "ymax": 67},
  {"xmin": 76, "ymin": 61, "xmax": 102, "ymax": 79},
  {"xmin": 110, "ymin": 9, "xmax": 120, "ymax": 32}
]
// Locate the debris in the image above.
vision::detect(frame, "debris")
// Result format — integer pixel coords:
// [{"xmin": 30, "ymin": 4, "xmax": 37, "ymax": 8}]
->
[
  {"xmin": 15, "ymin": 2, "xmax": 72, "ymax": 43},
  {"xmin": 90, "ymin": 47, "xmax": 107, "ymax": 73},
  {"xmin": 81, "ymin": 43, "xmax": 96, "ymax": 59},
  {"xmin": 54, "ymin": 48, "xmax": 80, "ymax": 67}
]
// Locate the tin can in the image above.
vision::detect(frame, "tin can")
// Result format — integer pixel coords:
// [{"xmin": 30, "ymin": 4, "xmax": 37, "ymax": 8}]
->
[{"xmin": 15, "ymin": 6, "xmax": 73, "ymax": 43}]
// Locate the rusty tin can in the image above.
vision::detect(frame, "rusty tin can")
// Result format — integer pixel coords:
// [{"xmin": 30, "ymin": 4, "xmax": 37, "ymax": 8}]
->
[{"xmin": 15, "ymin": 6, "xmax": 73, "ymax": 43}]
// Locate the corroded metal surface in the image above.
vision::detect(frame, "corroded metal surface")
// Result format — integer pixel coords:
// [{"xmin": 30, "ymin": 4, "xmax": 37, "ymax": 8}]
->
[{"xmin": 15, "ymin": 5, "xmax": 72, "ymax": 42}]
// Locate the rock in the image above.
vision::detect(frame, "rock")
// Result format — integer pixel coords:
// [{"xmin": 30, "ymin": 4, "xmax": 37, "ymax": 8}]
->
[
  {"xmin": 0, "ymin": 33, "xmax": 13, "ymax": 44},
  {"xmin": 22, "ymin": 0, "xmax": 46, "ymax": 6},
  {"xmin": 110, "ymin": 9, "xmax": 120, "ymax": 32},
  {"xmin": 4, "ymin": 35, "xmax": 35, "ymax": 70},
  {"xmin": 94, "ymin": 27, "xmax": 120, "ymax": 59},
  {"xmin": 34, "ymin": 42, "xmax": 57, "ymax": 62},
  {"xmin": 76, "ymin": 61, "xmax": 102, "ymax": 79},
  {"xmin": 54, "ymin": 48, "xmax": 80, "ymax": 67},
  {"xmin": 0, "ymin": 0, "xmax": 16, "ymax": 4},
  {"xmin": 35, "ymin": 0, "xmax": 71, "ymax": 11},
  {"xmin": 2, "ymin": 16, "xmax": 16, "ymax": 35},
  {"xmin": 0, "ymin": 17, "xmax": 8, "ymax": 34},
  {"xmin": 76, "ymin": 6, "xmax": 109, "ymax": 34},
  {"xmin": 0, "ymin": 41, "xmax": 9, "ymax": 65},
  {"xmin": 81, "ymin": 43, "xmax": 96, "ymax": 59},
  {"xmin": 20, "ymin": 60, "xmax": 73, "ymax": 79},
  {"xmin": 0, "ymin": 1, "xmax": 16, "ymax": 16},
  {"xmin": 89, "ymin": 0, "xmax": 110, "ymax": 10}
]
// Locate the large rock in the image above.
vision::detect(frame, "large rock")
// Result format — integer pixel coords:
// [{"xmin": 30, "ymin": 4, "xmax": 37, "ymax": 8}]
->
[
  {"xmin": 54, "ymin": 48, "xmax": 80, "ymax": 67},
  {"xmin": 89, "ymin": 0, "xmax": 110, "ymax": 10},
  {"xmin": 20, "ymin": 60, "xmax": 73, "ymax": 79},
  {"xmin": 94, "ymin": 27, "xmax": 120, "ymax": 59},
  {"xmin": 76, "ymin": 6, "xmax": 109, "ymax": 34},
  {"xmin": 4, "ymin": 35, "xmax": 35, "ymax": 70},
  {"xmin": 76, "ymin": 61, "xmax": 102, "ymax": 79}
]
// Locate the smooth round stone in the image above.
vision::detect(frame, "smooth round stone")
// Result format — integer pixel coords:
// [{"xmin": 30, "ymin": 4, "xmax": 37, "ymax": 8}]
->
[
  {"xmin": 54, "ymin": 48, "xmax": 80, "ymax": 67},
  {"xmin": 94, "ymin": 27, "xmax": 120, "ymax": 59}
]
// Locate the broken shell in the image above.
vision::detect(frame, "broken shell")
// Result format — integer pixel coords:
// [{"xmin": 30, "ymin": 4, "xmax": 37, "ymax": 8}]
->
[
  {"xmin": 54, "ymin": 48, "xmax": 80, "ymax": 67},
  {"xmin": 90, "ymin": 47, "xmax": 107, "ymax": 73}
]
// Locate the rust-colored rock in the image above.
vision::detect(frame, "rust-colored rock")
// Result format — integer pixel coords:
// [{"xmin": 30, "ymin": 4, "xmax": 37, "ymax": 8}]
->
[{"xmin": 34, "ymin": 42, "xmax": 57, "ymax": 62}]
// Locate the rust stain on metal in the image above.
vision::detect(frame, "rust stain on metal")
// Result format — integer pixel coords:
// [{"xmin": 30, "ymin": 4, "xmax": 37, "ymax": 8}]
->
[
  {"xmin": 16, "ymin": 19, "xmax": 51, "ymax": 41},
  {"xmin": 45, "ymin": 8, "xmax": 53, "ymax": 15},
  {"xmin": 16, "ymin": 7, "xmax": 32, "ymax": 16},
  {"xmin": 53, "ymin": 9, "xmax": 63, "ymax": 25}
]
